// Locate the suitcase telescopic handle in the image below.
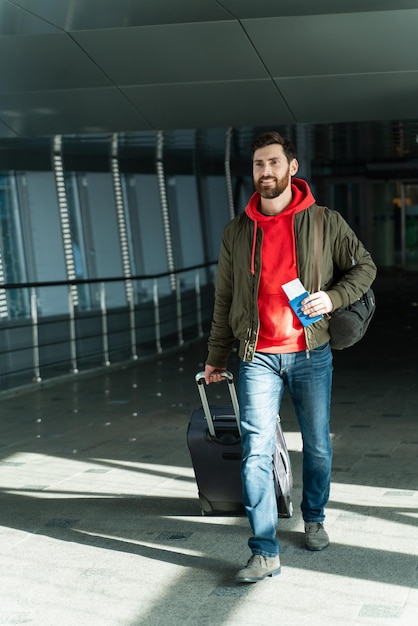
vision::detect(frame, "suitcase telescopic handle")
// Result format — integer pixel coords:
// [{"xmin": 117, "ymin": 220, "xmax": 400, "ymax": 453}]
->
[{"xmin": 195, "ymin": 371, "xmax": 241, "ymax": 438}]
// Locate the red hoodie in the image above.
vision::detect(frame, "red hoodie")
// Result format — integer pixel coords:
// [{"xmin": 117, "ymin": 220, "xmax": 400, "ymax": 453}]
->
[{"xmin": 245, "ymin": 178, "xmax": 315, "ymax": 353}]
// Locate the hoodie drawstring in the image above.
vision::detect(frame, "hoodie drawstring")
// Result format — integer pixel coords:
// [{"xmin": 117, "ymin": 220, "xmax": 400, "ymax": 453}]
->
[{"xmin": 250, "ymin": 220, "xmax": 257, "ymax": 275}]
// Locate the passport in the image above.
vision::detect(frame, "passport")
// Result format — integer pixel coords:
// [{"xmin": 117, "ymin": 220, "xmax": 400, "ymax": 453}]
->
[{"xmin": 282, "ymin": 278, "xmax": 322, "ymax": 327}]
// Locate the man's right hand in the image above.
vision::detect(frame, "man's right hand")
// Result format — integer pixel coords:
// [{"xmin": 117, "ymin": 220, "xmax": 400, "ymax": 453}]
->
[{"xmin": 204, "ymin": 364, "xmax": 227, "ymax": 385}]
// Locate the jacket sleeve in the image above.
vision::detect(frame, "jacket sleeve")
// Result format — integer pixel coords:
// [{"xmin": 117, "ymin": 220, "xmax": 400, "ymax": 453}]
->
[
  {"xmin": 324, "ymin": 210, "xmax": 377, "ymax": 310},
  {"xmin": 206, "ymin": 228, "xmax": 236, "ymax": 368}
]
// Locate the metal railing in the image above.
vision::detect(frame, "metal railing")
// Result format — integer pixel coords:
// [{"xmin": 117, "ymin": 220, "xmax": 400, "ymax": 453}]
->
[{"xmin": 0, "ymin": 263, "xmax": 216, "ymax": 393}]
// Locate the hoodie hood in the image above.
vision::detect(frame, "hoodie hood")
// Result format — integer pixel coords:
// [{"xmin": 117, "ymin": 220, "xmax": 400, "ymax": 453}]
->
[
  {"xmin": 245, "ymin": 177, "xmax": 316, "ymax": 274},
  {"xmin": 245, "ymin": 177, "xmax": 315, "ymax": 221}
]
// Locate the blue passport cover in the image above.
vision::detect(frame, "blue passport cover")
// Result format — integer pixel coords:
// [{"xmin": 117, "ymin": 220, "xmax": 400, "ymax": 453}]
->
[{"xmin": 288, "ymin": 292, "xmax": 323, "ymax": 327}]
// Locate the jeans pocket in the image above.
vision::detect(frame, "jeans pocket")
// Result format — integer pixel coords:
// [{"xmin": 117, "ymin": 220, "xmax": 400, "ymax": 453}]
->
[{"xmin": 312, "ymin": 342, "xmax": 330, "ymax": 353}]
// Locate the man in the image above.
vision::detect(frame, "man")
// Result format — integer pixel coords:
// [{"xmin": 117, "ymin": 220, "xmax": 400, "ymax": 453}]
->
[{"xmin": 204, "ymin": 131, "xmax": 376, "ymax": 583}]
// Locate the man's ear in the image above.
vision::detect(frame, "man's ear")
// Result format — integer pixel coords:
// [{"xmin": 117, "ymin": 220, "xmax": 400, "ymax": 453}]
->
[{"xmin": 290, "ymin": 158, "xmax": 299, "ymax": 176}]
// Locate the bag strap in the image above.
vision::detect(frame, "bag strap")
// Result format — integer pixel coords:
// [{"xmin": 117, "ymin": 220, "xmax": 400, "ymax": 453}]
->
[{"xmin": 312, "ymin": 205, "xmax": 325, "ymax": 292}]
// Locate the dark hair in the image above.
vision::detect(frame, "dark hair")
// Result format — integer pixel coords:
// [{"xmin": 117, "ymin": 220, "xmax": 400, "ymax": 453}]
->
[{"xmin": 250, "ymin": 131, "xmax": 297, "ymax": 162}]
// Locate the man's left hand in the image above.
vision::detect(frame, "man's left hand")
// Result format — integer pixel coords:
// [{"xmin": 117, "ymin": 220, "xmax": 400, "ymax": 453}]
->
[{"xmin": 301, "ymin": 291, "xmax": 333, "ymax": 317}]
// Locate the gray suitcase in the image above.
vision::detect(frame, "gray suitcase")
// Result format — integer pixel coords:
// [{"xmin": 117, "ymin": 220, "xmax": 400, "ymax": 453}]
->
[{"xmin": 187, "ymin": 371, "xmax": 293, "ymax": 517}]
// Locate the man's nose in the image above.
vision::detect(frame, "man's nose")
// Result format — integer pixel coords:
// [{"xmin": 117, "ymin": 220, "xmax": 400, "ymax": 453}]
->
[{"xmin": 261, "ymin": 164, "xmax": 273, "ymax": 176}]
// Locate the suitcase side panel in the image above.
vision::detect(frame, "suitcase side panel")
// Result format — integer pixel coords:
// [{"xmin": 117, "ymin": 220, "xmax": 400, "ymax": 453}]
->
[
  {"xmin": 273, "ymin": 418, "xmax": 294, "ymax": 518},
  {"xmin": 187, "ymin": 406, "xmax": 243, "ymax": 514},
  {"xmin": 187, "ymin": 405, "xmax": 293, "ymax": 518}
]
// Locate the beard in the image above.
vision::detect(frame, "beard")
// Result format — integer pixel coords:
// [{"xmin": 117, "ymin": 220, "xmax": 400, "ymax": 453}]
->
[{"xmin": 254, "ymin": 167, "xmax": 290, "ymax": 199}]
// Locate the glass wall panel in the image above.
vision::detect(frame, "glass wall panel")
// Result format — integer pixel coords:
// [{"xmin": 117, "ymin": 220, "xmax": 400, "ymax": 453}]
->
[
  {"xmin": 317, "ymin": 179, "xmax": 375, "ymax": 250},
  {"xmin": 167, "ymin": 175, "xmax": 203, "ymax": 289},
  {"xmin": 235, "ymin": 175, "xmax": 254, "ymax": 214},
  {"xmin": 404, "ymin": 183, "xmax": 418, "ymax": 270},
  {"xmin": 18, "ymin": 172, "xmax": 68, "ymax": 316},
  {"xmin": 81, "ymin": 172, "xmax": 124, "ymax": 307},
  {"xmin": 203, "ymin": 176, "xmax": 231, "ymax": 263},
  {"xmin": 0, "ymin": 173, "xmax": 28, "ymax": 317},
  {"xmin": 125, "ymin": 173, "xmax": 170, "ymax": 298},
  {"xmin": 371, "ymin": 181, "xmax": 396, "ymax": 267},
  {"xmin": 65, "ymin": 172, "xmax": 91, "ymax": 310}
]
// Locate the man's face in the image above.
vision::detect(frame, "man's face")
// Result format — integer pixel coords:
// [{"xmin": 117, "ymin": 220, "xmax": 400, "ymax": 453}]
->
[{"xmin": 253, "ymin": 144, "xmax": 295, "ymax": 199}]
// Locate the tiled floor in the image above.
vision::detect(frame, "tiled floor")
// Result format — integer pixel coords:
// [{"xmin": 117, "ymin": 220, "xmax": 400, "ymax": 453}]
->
[{"xmin": 0, "ymin": 271, "xmax": 417, "ymax": 625}]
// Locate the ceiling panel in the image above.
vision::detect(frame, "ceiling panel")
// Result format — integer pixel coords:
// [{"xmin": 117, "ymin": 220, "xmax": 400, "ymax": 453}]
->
[
  {"xmin": 243, "ymin": 10, "xmax": 418, "ymax": 76},
  {"xmin": 11, "ymin": 0, "xmax": 232, "ymax": 30},
  {"xmin": 0, "ymin": 34, "xmax": 111, "ymax": 93},
  {"xmin": 220, "ymin": 0, "xmax": 418, "ymax": 18},
  {"xmin": 0, "ymin": 1, "xmax": 59, "ymax": 34},
  {"xmin": 122, "ymin": 81, "xmax": 294, "ymax": 129},
  {"xmin": 73, "ymin": 22, "xmax": 267, "ymax": 85},
  {"xmin": 0, "ymin": 1, "xmax": 416, "ymax": 142},
  {"xmin": 0, "ymin": 88, "xmax": 151, "ymax": 136},
  {"xmin": 277, "ymin": 72, "xmax": 418, "ymax": 124}
]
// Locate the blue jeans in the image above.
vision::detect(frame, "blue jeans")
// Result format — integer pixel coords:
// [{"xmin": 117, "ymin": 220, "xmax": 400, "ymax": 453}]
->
[{"xmin": 238, "ymin": 344, "xmax": 333, "ymax": 557}]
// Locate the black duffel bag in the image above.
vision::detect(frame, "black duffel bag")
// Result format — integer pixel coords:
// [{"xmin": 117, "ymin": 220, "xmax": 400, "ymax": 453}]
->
[{"xmin": 328, "ymin": 287, "xmax": 376, "ymax": 350}]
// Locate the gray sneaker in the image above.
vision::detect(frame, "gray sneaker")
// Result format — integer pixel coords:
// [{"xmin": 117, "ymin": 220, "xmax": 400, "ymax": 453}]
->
[
  {"xmin": 304, "ymin": 522, "xmax": 329, "ymax": 551},
  {"xmin": 235, "ymin": 554, "xmax": 281, "ymax": 583}
]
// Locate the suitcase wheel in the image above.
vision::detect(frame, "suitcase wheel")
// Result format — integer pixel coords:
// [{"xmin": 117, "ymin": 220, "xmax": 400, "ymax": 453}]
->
[
  {"xmin": 278, "ymin": 496, "xmax": 293, "ymax": 518},
  {"xmin": 199, "ymin": 494, "xmax": 213, "ymax": 516}
]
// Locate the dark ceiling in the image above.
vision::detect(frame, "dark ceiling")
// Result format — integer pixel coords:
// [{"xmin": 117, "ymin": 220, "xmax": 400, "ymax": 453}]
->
[{"xmin": 0, "ymin": 0, "xmax": 418, "ymax": 163}]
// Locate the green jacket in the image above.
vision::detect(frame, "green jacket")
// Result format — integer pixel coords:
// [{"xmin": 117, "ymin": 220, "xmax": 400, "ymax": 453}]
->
[{"xmin": 207, "ymin": 203, "xmax": 377, "ymax": 368}]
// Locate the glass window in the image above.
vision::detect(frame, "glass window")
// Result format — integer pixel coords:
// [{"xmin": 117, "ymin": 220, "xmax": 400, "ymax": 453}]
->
[
  {"xmin": 80, "ymin": 172, "xmax": 125, "ymax": 307},
  {"xmin": 65, "ymin": 173, "xmax": 91, "ymax": 310},
  {"xmin": 17, "ymin": 172, "xmax": 68, "ymax": 316},
  {"xmin": 125, "ymin": 173, "xmax": 171, "ymax": 298},
  {"xmin": 0, "ymin": 173, "xmax": 28, "ymax": 318}
]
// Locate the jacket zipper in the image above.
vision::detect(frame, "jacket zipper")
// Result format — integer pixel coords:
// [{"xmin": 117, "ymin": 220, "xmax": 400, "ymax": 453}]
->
[{"xmin": 244, "ymin": 229, "xmax": 262, "ymax": 361}]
